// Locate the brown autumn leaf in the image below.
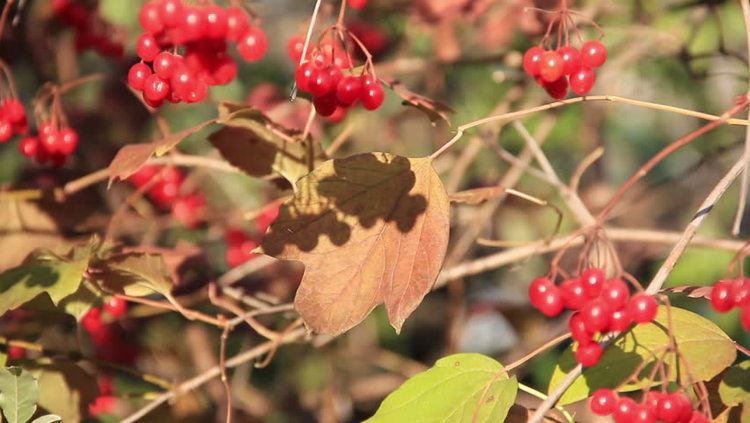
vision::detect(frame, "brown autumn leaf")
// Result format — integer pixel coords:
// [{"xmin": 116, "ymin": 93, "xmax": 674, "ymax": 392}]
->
[
  {"xmin": 261, "ymin": 152, "xmax": 450, "ymax": 335},
  {"xmin": 383, "ymin": 79, "xmax": 454, "ymax": 126}
]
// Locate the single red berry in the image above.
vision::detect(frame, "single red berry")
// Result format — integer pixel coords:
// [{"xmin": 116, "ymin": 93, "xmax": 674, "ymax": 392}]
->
[
  {"xmin": 180, "ymin": 6, "xmax": 207, "ymax": 42},
  {"xmin": 185, "ymin": 79, "xmax": 208, "ymax": 103},
  {"xmin": 313, "ymin": 94, "xmax": 338, "ymax": 117},
  {"xmin": 172, "ymin": 193, "xmax": 206, "ymax": 228},
  {"xmin": 18, "ymin": 136, "xmax": 39, "ymax": 158},
  {"xmin": 631, "ymin": 404, "xmax": 656, "ymax": 423},
  {"xmin": 143, "ymin": 75, "xmax": 171, "ymax": 103},
  {"xmin": 710, "ymin": 280, "xmax": 735, "ymax": 312},
  {"xmin": 347, "ymin": 0, "xmax": 368, "ymax": 9},
  {"xmin": 82, "ymin": 307, "xmax": 104, "ymax": 333},
  {"xmin": 138, "ymin": 1, "xmax": 164, "ymax": 34},
  {"xmin": 656, "ymin": 393, "xmax": 686, "ymax": 423},
  {"xmin": 309, "ymin": 67, "xmax": 335, "ymax": 97},
  {"xmin": 89, "ymin": 395, "xmax": 116, "ymax": 417},
  {"xmin": 570, "ymin": 67, "xmax": 596, "ymax": 95},
  {"xmin": 0, "ymin": 119, "xmax": 12, "ymax": 142},
  {"xmin": 539, "ymin": 76, "xmax": 568, "ymax": 100},
  {"xmin": 568, "ymin": 312, "xmax": 594, "ymax": 344},
  {"xmin": 580, "ymin": 40, "xmax": 607, "ymax": 68},
  {"xmin": 58, "ymin": 127, "xmax": 79, "ymax": 155},
  {"xmin": 237, "ymin": 26, "xmax": 268, "ymax": 62},
  {"xmin": 558, "ymin": 46, "xmax": 581, "ymax": 75},
  {"xmin": 613, "ymin": 397, "xmax": 637, "ymax": 423},
  {"xmin": 580, "ymin": 267, "xmax": 605, "ymax": 297},
  {"xmin": 522, "ymin": 46, "xmax": 545, "ymax": 76},
  {"xmin": 609, "ymin": 308, "xmax": 633, "ymax": 332},
  {"xmin": 741, "ymin": 304, "xmax": 750, "ymax": 331},
  {"xmin": 581, "ymin": 299, "xmax": 612, "ymax": 333},
  {"xmin": 41, "ymin": 130, "xmax": 61, "ymax": 154},
  {"xmin": 287, "ymin": 35, "xmax": 306, "ymax": 62},
  {"xmin": 103, "ymin": 297, "xmax": 128, "ymax": 319},
  {"xmin": 226, "ymin": 7, "xmax": 250, "ymax": 41},
  {"xmin": 539, "ymin": 51, "xmax": 564, "ymax": 82},
  {"xmin": 601, "ymin": 278, "xmax": 630, "ymax": 310},
  {"xmin": 629, "ymin": 294, "xmax": 658, "ymax": 324},
  {"xmin": 589, "ymin": 389, "xmax": 618, "ymax": 416},
  {"xmin": 295, "ymin": 62, "xmax": 317, "ymax": 92},
  {"xmin": 170, "ymin": 67, "xmax": 195, "ymax": 99},
  {"xmin": 561, "ymin": 278, "xmax": 588, "ymax": 310},
  {"xmin": 336, "ymin": 75, "xmax": 363, "ymax": 105},
  {"xmin": 204, "ymin": 5, "xmax": 228, "ymax": 39},
  {"xmin": 135, "ymin": 33, "xmax": 160, "ymax": 61},
  {"xmin": 575, "ymin": 342, "xmax": 602, "ymax": 367},
  {"xmin": 128, "ymin": 62, "xmax": 152, "ymax": 90},
  {"xmin": 160, "ymin": 0, "xmax": 184, "ymax": 27},
  {"xmin": 643, "ymin": 391, "xmax": 663, "ymax": 415},
  {"xmin": 7, "ymin": 345, "xmax": 25, "ymax": 360},
  {"xmin": 732, "ymin": 278, "xmax": 750, "ymax": 307},
  {"xmin": 212, "ymin": 55, "xmax": 238, "ymax": 85},
  {"xmin": 153, "ymin": 52, "xmax": 181, "ymax": 79},
  {"xmin": 3, "ymin": 99, "xmax": 26, "ymax": 125},
  {"xmin": 325, "ymin": 106, "xmax": 347, "ymax": 124},
  {"xmin": 361, "ymin": 84, "xmax": 385, "ymax": 110}
]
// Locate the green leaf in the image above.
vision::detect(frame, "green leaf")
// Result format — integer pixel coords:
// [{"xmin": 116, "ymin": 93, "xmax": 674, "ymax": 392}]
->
[
  {"xmin": 209, "ymin": 103, "xmax": 327, "ymax": 185},
  {"xmin": 93, "ymin": 252, "xmax": 174, "ymax": 297},
  {"xmin": 27, "ymin": 360, "xmax": 98, "ymax": 423},
  {"xmin": 549, "ymin": 306, "xmax": 736, "ymax": 404},
  {"xmin": 718, "ymin": 361, "xmax": 750, "ymax": 408},
  {"xmin": 0, "ymin": 239, "xmax": 98, "ymax": 316},
  {"xmin": 366, "ymin": 353, "xmax": 517, "ymax": 423},
  {"xmin": 0, "ymin": 367, "xmax": 39, "ymax": 423},
  {"xmin": 30, "ymin": 415, "xmax": 62, "ymax": 423}
]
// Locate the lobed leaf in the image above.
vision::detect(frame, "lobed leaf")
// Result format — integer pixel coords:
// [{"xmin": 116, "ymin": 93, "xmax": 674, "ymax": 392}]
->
[
  {"xmin": 365, "ymin": 353, "xmax": 517, "ymax": 423},
  {"xmin": 548, "ymin": 306, "xmax": 736, "ymax": 404},
  {"xmin": 261, "ymin": 152, "xmax": 450, "ymax": 335},
  {"xmin": 92, "ymin": 252, "xmax": 174, "ymax": 297}
]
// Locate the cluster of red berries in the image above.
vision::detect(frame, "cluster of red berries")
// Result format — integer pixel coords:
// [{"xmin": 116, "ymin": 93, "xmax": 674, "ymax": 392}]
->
[
  {"xmin": 290, "ymin": 37, "xmax": 385, "ymax": 118},
  {"xmin": 529, "ymin": 268, "xmax": 658, "ymax": 367},
  {"xmin": 81, "ymin": 298, "xmax": 136, "ymax": 364},
  {"xmin": 52, "ymin": 0, "xmax": 125, "ymax": 58},
  {"xmin": 18, "ymin": 122, "xmax": 79, "ymax": 167},
  {"xmin": 0, "ymin": 98, "xmax": 28, "ymax": 143},
  {"xmin": 710, "ymin": 278, "xmax": 750, "ymax": 330},
  {"xmin": 590, "ymin": 389, "xmax": 708, "ymax": 423},
  {"xmin": 128, "ymin": 165, "xmax": 206, "ymax": 228},
  {"xmin": 128, "ymin": 0, "xmax": 267, "ymax": 107},
  {"xmin": 522, "ymin": 40, "xmax": 607, "ymax": 99}
]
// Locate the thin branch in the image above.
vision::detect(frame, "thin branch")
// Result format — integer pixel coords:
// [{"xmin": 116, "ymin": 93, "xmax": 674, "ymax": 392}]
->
[
  {"xmin": 291, "ymin": 0, "xmax": 323, "ymax": 100},
  {"xmin": 733, "ymin": 0, "xmax": 750, "ymax": 235}
]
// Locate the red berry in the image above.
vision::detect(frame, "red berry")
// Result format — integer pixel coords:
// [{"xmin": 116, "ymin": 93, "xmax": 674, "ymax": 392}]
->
[
  {"xmin": 580, "ymin": 40, "xmax": 607, "ymax": 68},
  {"xmin": 568, "ymin": 312, "xmax": 594, "ymax": 344},
  {"xmin": 570, "ymin": 67, "xmax": 596, "ymax": 95},
  {"xmin": 226, "ymin": 7, "xmax": 250, "ymax": 42},
  {"xmin": 581, "ymin": 299, "xmax": 612, "ymax": 333},
  {"xmin": 590, "ymin": 389, "xmax": 618, "ymax": 415},
  {"xmin": 82, "ymin": 307, "xmax": 104, "ymax": 333},
  {"xmin": 295, "ymin": 62, "xmax": 317, "ymax": 92},
  {"xmin": 609, "ymin": 308, "xmax": 633, "ymax": 332},
  {"xmin": 631, "ymin": 404, "xmax": 656, "ymax": 423},
  {"xmin": 529, "ymin": 278, "xmax": 564, "ymax": 317},
  {"xmin": 0, "ymin": 119, "xmax": 12, "ymax": 142},
  {"xmin": 540, "ymin": 76, "xmax": 568, "ymax": 100},
  {"xmin": 629, "ymin": 294, "xmax": 658, "ymax": 324},
  {"xmin": 575, "ymin": 342, "xmax": 602, "ymax": 366},
  {"xmin": 212, "ymin": 55, "xmax": 238, "ymax": 85},
  {"xmin": 58, "ymin": 127, "xmax": 79, "ymax": 155},
  {"xmin": 18, "ymin": 136, "xmax": 39, "ymax": 158},
  {"xmin": 522, "ymin": 46, "xmax": 544, "ymax": 76},
  {"xmin": 153, "ymin": 52, "xmax": 181, "ymax": 79},
  {"xmin": 732, "ymin": 278, "xmax": 750, "ymax": 307},
  {"xmin": 741, "ymin": 305, "xmax": 750, "ymax": 331},
  {"xmin": 128, "ymin": 62, "xmax": 152, "ymax": 90},
  {"xmin": 614, "ymin": 397, "xmax": 637, "ymax": 423},
  {"xmin": 136, "ymin": 33, "xmax": 160, "ymax": 61},
  {"xmin": 7, "ymin": 345, "xmax": 25, "ymax": 360},
  {"xmin": 558, "ymin": 46, "xmax": 581, "ymax": 75},
  {"xmin": 172, "ymin": 193, "xmax": 206, "ymax": 228},
  {"xmin": 601, "ymin": 278, "xmax": 630, "ymax": 310},
  {"xmin": 309, "ymin": 67, "xmax": 335, "ymax": 97},
  {"xmin": 287, "ymin": 35, "xmax": 305, "ymax": 62},
  {"xmin": 185, "ymin": 79, "xmax": 208, "ymax": 103},
  {"xmin": 313, "ymin": 94, "xmax": 338, "ymax": 117},
  {"xmin": 237, "ymin": 26, "xmax": 268, "ymax": 62},
  {"xmin": 656, "ymin": 393, "xmax": 688, "ymax": 423},
  {"xmin": 561, "ymin": 278, "xmax": 588, "ymax": 310},
  {"xmin": 143, "ymin": 75, "xmax": 171, "ymax": 103},
  {"xmin": 138, "ymin": 1, "xmax": 164, "ymax": 34},
  {"xmin": 539, "ymin": 51, "xmax": 564, "ymax": 82},
  {"xmin": 710, "ymin": 280, "xmax": 735, "ymax": 312},
  {"xmin": 643, "ymin": 391, "xmax": 663, "ymax": 415},
  {"xmin": 160, "ymin": 0, "xmax": 184, "ymax": 27},
  {"xmin": 41, "ymin": 130, "xmax": 61, "ymax": 154},
  {"xmin": 170, "ymin": 67, "xmax": 195, "ymax": 99},
  {"xmin": 180, "ymin": 6, "xmax": 207, "ymax": 42},
  {"xmin": 103, "ymin": 297, "xmax": 128, "ymax": 319},
  {"xmin": 347, "ymin": 0, "xmax": 368, "ymax": 9},
  {"xmin": 3, "ymin": 99, "xmax": 26, "ymax": 125},
  {"xmin": 204, "ymin": 5, "xmax": 228, "ymax": 39},
  {"xmin": 336, "ymin": 75, "xmax": 363, "ymax": 105},
  {"xmin": 361, "ymin": 83, "xmax": 385, "ymax": 110},
  {"xmin": 580, "ymin": 267, "xmax": 605, "ymax": 297}
]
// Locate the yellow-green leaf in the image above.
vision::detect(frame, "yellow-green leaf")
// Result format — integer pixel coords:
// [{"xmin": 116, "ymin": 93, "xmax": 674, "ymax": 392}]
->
[
  {"xmin": 93, "ymin": 253, "xmax": 174, "ymax": 297},
  {"xmin": 261, "ymin": 153, "xmax": 450, "ymax": 335},
  {"xmin": 366, "ymin": 353, "xmax": 517, "ymax": 423}
]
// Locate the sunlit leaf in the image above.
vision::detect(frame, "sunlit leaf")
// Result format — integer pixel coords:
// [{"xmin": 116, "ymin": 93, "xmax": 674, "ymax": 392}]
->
[
  {"xmin": 30, "ymin": 415, "xmax": 62, "ymax": 423},
  {"xmin": 549, "ymin": 306, "xmax": 736, "ymax": 404},
  {"xmin": 366, "ymin": 353, "xmax": 517, "ymax": 422},
  {"xmin": 92, "ymin": 252, "xmax": 174, "ymax": 297},
  {"xmin": 261, "ymin": 152, "xmax": 450, "ymax": 335},
  {"xmin": 0, "ymin": 367, "xmax": 39, "ymax": 423},
  {"xmin": 27, "ymin": 360, "xmax": 98, "ymax": 423},
  {"xmin": 719, "ymin": 360, "xmax": 750, "ymax": 411}
]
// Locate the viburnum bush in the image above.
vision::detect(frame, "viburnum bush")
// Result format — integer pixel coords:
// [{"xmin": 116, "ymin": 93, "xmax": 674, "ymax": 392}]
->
[{"xmin": 0, "ymin": 0, "xmax": 749, "ymax": 422}]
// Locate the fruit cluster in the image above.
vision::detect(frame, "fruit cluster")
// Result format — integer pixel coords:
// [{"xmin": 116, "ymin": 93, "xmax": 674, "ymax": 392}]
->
[
  {"xmin": 529, "ymin": 268, "xmax": 658, "ymax": 366},
  {"xmin": 0, "ymin": 98, "xmax": 28, "ymax": 143},
  {"xmin": 18, "ymin": 122, "xmax": 79, "ymax": 167},
  {"xmin": 710, "ymin": 278, "xmax": 750, "ymax": 330},
  {"xmin": 590, "ymin": 389, "xmax": 709, "ymax": 423},
  {"xmin": 81, "ymin": 298, "xmax": 136, "ymax": 365},
  {"xmin": 128, "ymin": 0, "xmax": 268, "ymax": 107},
  {"xmin": 52, "ymin": 0, "xmax": 125, "ymax": 58},
  {"xmin": 128, "ymin": 165, "xmax": 206, "ymax": 228},
  {"xmin": 522, "ymin": 40, "xmax": 607, "ymax": 99},
  {"xmin": 290, "ymin": 37, "xmax": 385, "ymax": 118}
]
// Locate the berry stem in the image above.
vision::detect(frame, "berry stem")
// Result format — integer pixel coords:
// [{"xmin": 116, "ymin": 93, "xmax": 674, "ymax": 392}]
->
[
  {"xmin": 731, "ymin": 0, "xmax": 750, "ymax": 235},
  {"xmin": 291, "ymin": 0, "xmax": 323, "ymax": 100}
]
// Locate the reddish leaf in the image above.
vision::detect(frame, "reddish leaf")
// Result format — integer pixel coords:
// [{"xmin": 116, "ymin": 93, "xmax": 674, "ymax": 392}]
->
[{"xmin": 261, "ymin": 153, "xmax": 450, "ymax": 335}]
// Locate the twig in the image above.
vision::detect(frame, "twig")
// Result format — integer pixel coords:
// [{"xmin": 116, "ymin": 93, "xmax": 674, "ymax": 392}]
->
[
  {"xmin": 518, "ymin": 383, "xmax": 575, "ymax": 423},
  {"xmin": 732, "ymin": 0, "xmax": 750, "ymax": 235},
  {"xmin": 570, "ymin": 147, "xmax": 604, "ymax": 193}
]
